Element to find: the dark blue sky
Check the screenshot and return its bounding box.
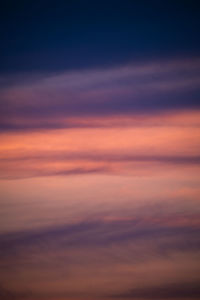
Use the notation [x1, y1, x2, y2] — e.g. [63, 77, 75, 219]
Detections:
[0, 0, 199, 73]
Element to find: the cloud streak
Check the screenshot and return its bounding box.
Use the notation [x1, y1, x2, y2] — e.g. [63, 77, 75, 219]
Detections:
[110, 281, 200, 299]
[1, 116, 200, 179]
[0, 213, 199, 300]
[1, 57, 200, 132]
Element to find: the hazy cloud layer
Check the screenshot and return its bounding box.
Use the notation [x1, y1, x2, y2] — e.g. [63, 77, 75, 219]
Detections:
[1, 2, 200, 300]
[0, 213, 199, 300]
[1, 58, 200, 131]
[111, 281, 200, 299]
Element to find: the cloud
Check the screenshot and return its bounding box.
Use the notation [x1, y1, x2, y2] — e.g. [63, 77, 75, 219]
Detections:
[0, 213, 199, 299]
[110, 281, 200, 299]
[1, 118, 200, 179]
[1, 214, 199, 258]
[1, 57, 200, 132]
[1, 152, 200, 179]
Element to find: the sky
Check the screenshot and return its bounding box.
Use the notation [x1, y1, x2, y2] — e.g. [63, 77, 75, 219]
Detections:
[0, 1, 200, 299]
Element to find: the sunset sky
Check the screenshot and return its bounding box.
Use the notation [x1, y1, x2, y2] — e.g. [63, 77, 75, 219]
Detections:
[0, 1, 200, 300]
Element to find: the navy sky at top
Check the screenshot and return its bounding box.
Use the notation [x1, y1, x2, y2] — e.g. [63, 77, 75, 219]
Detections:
[0, 0, 200, 73]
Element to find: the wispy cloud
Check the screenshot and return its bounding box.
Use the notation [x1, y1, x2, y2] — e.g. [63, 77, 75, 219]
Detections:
[110, 281, 200, 299]
[1, 57, 200, 131]
[1, 57, 200, 300]
[0, 212, 199, 299]
[1, 118, 200, 179]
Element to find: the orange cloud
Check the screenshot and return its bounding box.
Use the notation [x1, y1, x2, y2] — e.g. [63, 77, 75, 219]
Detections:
[0, 110, 200, 179]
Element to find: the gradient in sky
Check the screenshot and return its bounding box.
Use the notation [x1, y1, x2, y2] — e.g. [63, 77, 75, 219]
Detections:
[0, 1, 200, 300]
